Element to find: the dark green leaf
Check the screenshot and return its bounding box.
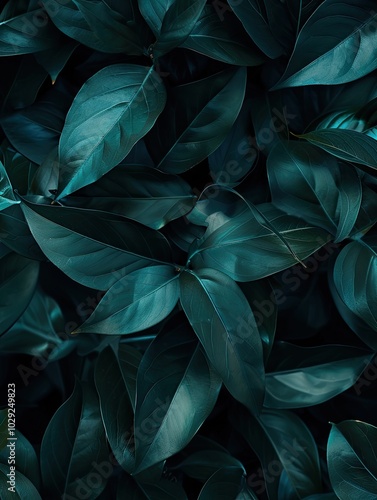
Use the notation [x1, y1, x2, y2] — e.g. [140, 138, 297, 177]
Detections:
[198, 467, 245, 499]
[146, 67, 246, 173]
[134, 323, 221, 473]
[57, 64, 166, 198]
[180, 268, 265, 415]
[0, 160, 18, 210]
[327, 420, 377, 499]
[175, 450, 245, 482]
[75, 265, 180, 334]
[0, 464, 41, 500]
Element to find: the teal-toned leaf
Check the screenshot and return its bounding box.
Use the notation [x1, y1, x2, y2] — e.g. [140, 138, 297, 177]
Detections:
[327, 420, 377, 499]
[137, 476, 188, 499]
[297, 129, 377, 171]
[64, 165, 196, 230]
[198, 467, 245, 499]
[263, 0, 302, 53]
[0, 2, 59, 56]
[174, 450, 245, 482]
[179, 268, 265, 415]
[134, 324, 221, 473]
[267, 141, 362, 242]
[274, 0, 377, 88]
[303, 495, 337, 500]
[181, 6, 265, 66]
[1, 145, 38, 196]
[41, 380, 109, 498]
[75, 265, 180, 334]
[189, 203, 331, 281]
[57, 64, 167, 199]
[229, 0, 283, 58]
[146, 67, 246, 173]
[21, 199, 173, 290]
[0, 252, 39, 334]
[118, 343, 142, 412]
[265, 342, 374, 408]
[0, 410, 6, 449]
[231, 406, 322, 499]
[35, 38, 78, 82]
[333, 238, 377, 337]
[95, 345, 135, 473]
[0, 464, 41, 500]
[0, 160, 18, 211]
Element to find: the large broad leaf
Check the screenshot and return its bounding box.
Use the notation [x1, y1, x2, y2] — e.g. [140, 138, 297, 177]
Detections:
[134, 323, 221, 473]
[0, 160, 18, 211]
[189, 203, 330, 281]
[231, 405, 322, 499]
[274, 0, 377, 88]
[21, 199, 173, 290]
[333, 238, 377, 336]
[198, 467, 246, 499]
[0, 252, 39, 334]
[0, 464, 41, 500]
[297, 129, 377, 171]
[146, 67, 246, 173]
[75, 265, 180, 334]
[229, 0, 283, 58]
[327, 420, 377, 499]
[267, 141, 362, 242]
[57, 64, 167, 199]
[181, 6, 265, 66]
[64, 165, 196, 229]
[139, 0, 206, 57]
[41, 380, 109, 498]
[95, 345, 135, 473]
[179, 268, 265, 415]
[0, 2, 59, 56]
[265, 342, 374, 408]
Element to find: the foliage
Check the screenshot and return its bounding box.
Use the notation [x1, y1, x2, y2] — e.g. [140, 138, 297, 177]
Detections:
[1, 0, 377, 498]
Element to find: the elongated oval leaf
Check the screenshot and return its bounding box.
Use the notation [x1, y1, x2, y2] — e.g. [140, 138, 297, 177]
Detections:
[57, 64, 167, 199]
[327, 420, 377, 499]
[180, 268, 265, 415]
[75, 265, 180, 334]
[134, 323, 221, 473]
[190, 204, 331, 281]
[198, 467, 245, 499]
[267, 141, 362, 242]
[265, 342, 374, 408]
[146, 67, 246, 173]
[274, 0, 377, 88]
[21, 199, 173, 290]
[41, 381, 109, 498]
[0, 464, 41, 500]
[0, 160, 18, 211]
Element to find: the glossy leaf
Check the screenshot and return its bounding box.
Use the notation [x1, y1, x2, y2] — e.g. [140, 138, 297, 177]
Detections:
[0, 464, 41, 500]
[327, 420, 377, 499]
[198, 467, 245, 499]
[21, 199, 173, 290]
[57, 64, 167, 199]
[267, 141, 362, 242]
[189, 203, 331, 281]
[75, 265, 180, 334]
[180, 268, 265, 415]
[41, 380, 109, 498]
[0, 160, 18, 211]
[134, 323, 221, 473]
[265, 342, 374, 408]
[175, 450, 245, 482]
[274, 0, 377, 88]
[146, 67, 246, 173]
[0, 252, 39, 334]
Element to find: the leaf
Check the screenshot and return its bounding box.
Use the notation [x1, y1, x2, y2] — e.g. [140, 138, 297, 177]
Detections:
[56, 64, 166, 199]
[41, 380, 109, 498]
[35, 38, 78, 82]
[264, 342, 374, 408]
[64, 165, 196, 230]
[189, 203, 331, 281]
[229, 0, 284, 58]
[231, 405, 322, 499]
[75, 265, 180, 335]
[175, 450, 245, 482]
[134, 323, 221, 473]
[0, 464, 41, 500]
[0, 160, 18, 211]
[146, 67, 247, 173]
[21, 199, 173, 290]
[327, 420, 377, 499]
[0, 252, 39, 334]
[181, 5, 265, 66]
[297, 129, 377, 171]
[179, 268, 265, 415]
[267, 141, 362, 242]
[95, 345, 135, 473]
[198, 467, 245, 499]
[333, 238, 377, 336]
[274, 0, 377, 88]
[0, 3, 59, 56]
